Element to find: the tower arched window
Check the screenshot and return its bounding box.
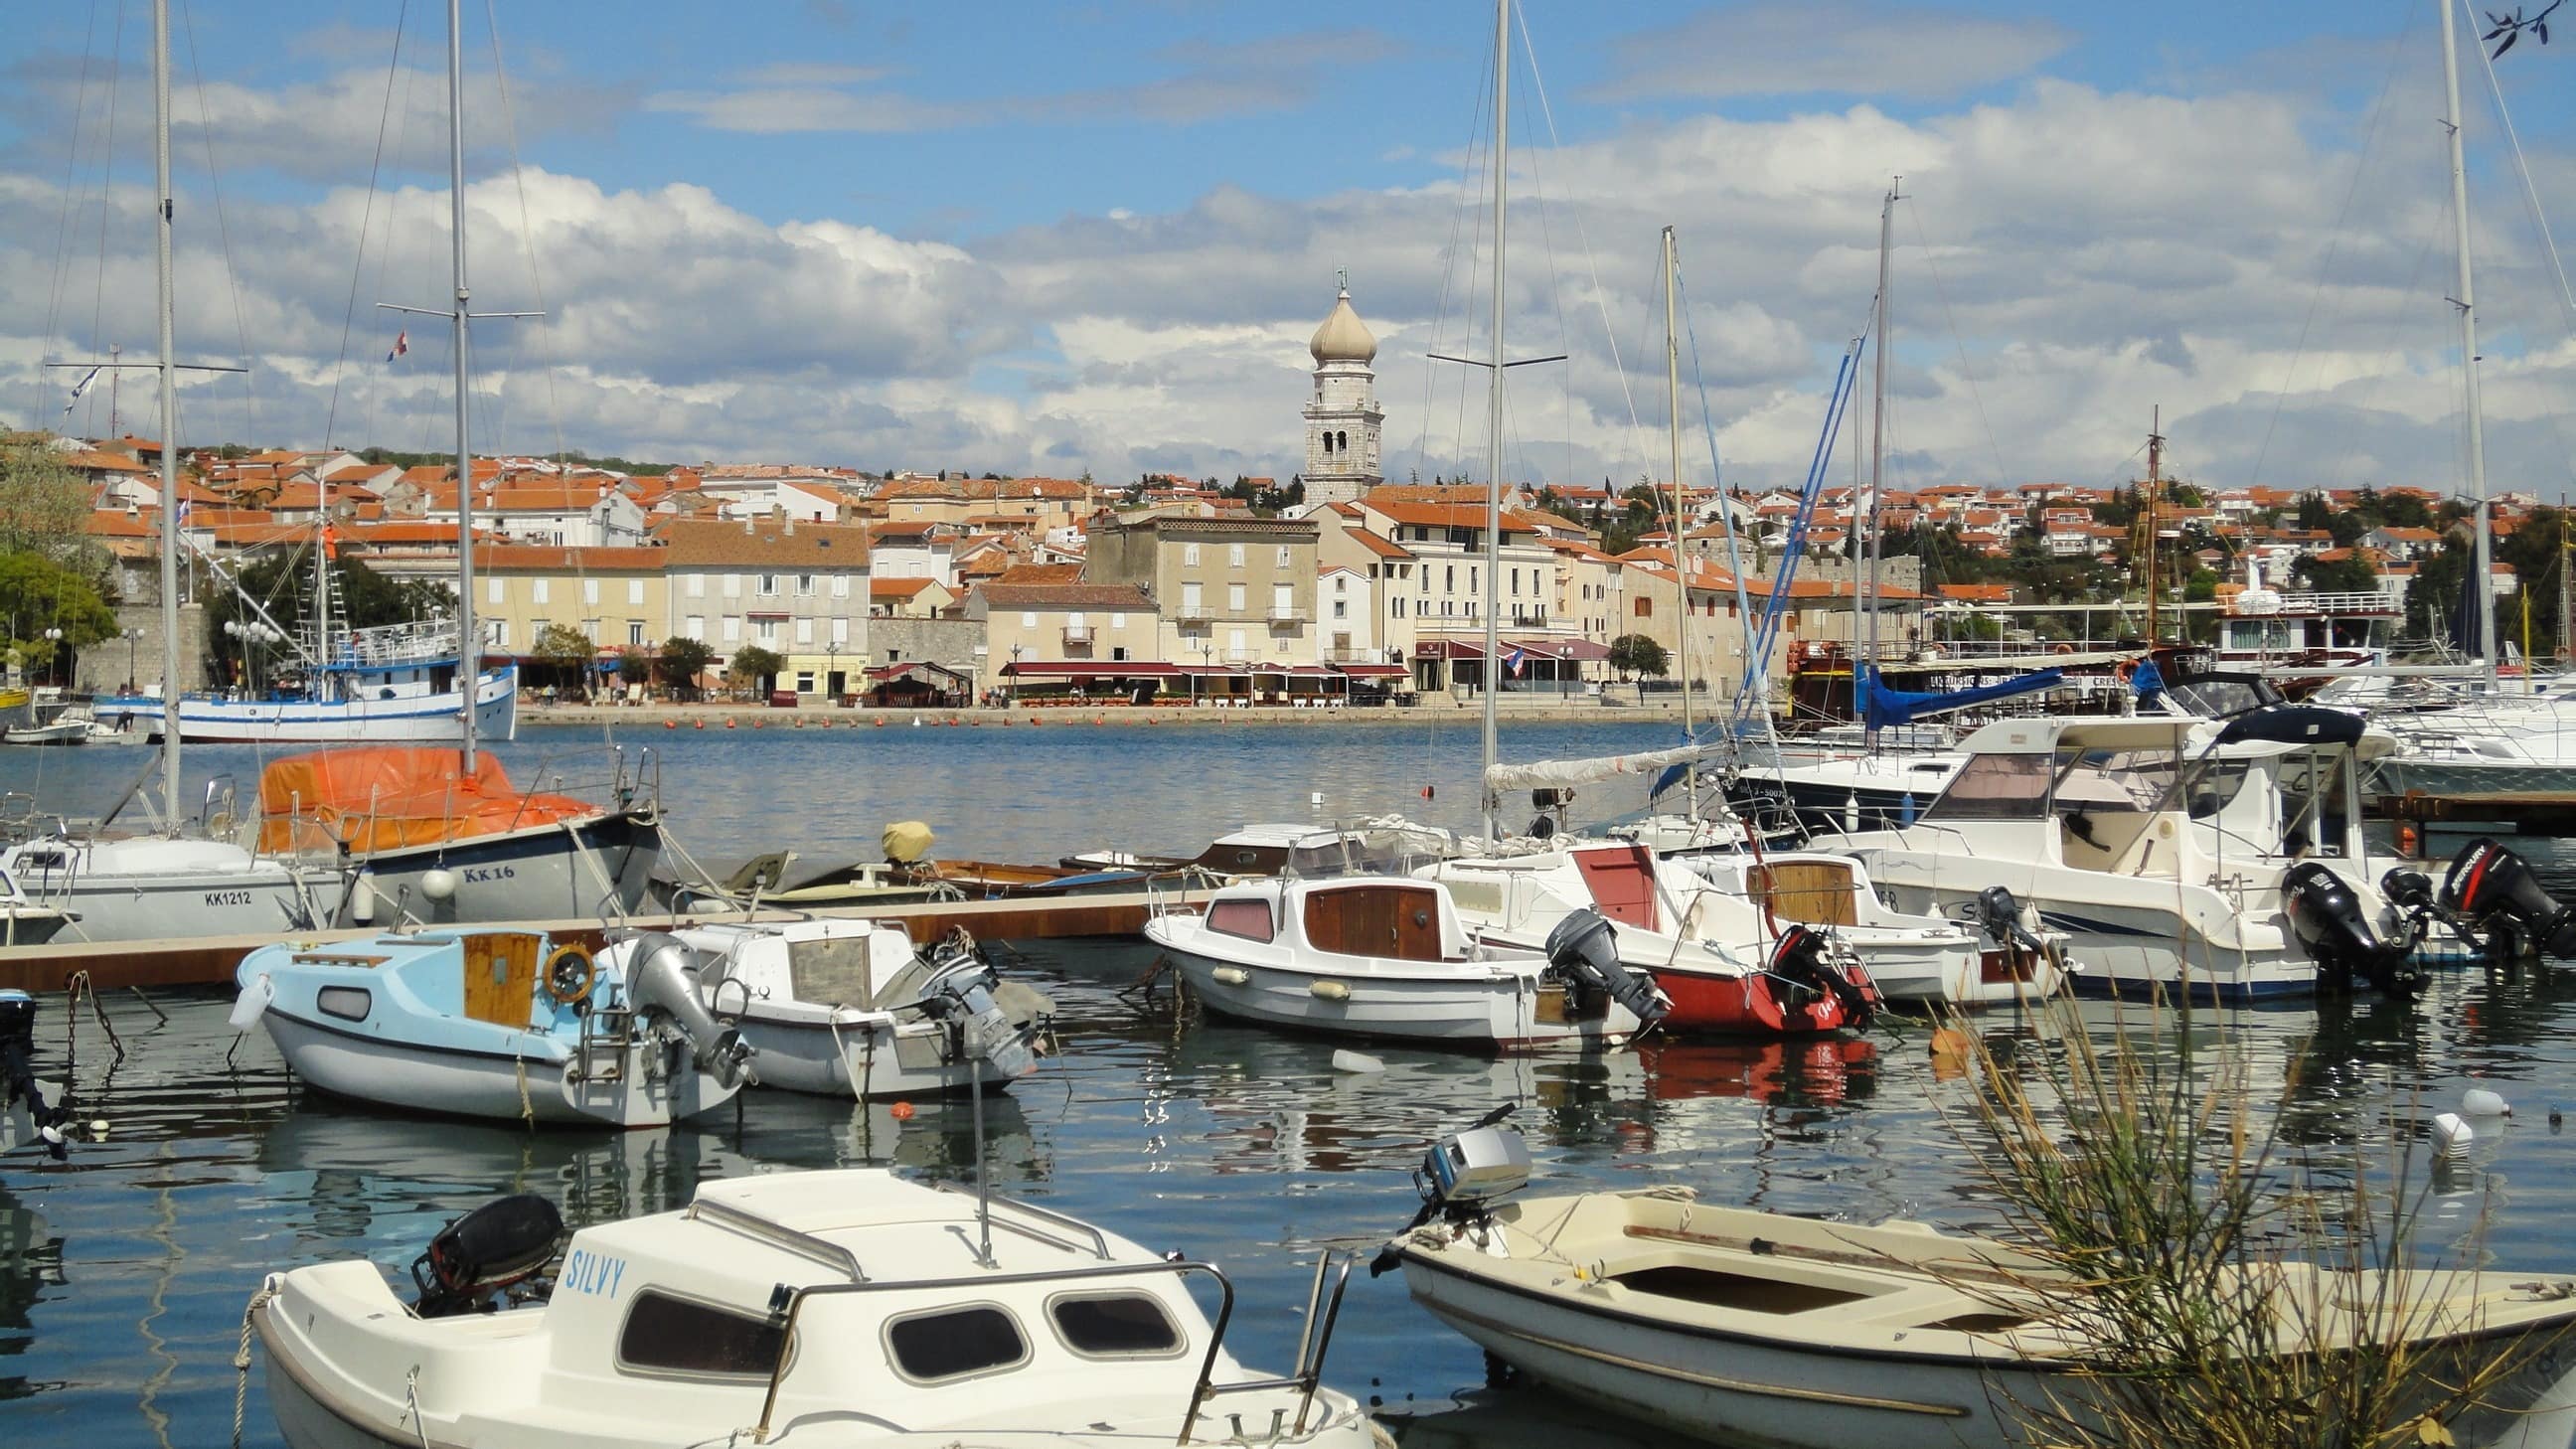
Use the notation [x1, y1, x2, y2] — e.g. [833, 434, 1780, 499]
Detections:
[1337, 430, 1349, 453]
[1321, 432, 1336, 455]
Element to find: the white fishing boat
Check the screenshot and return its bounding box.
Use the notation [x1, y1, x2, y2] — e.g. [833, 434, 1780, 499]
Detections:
[160, 614, 517, 745]
[232, 924, 752, 1128]
[593, 919, 1054, 1099]
[1145, 866, 1662, 1050]
[250, 1169, 1383, 1449]
[1381, 1122, 2576, 1449]
[1836, 709, 2466, 1001]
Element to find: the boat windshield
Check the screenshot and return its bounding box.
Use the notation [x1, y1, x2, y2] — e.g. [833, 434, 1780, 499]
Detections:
[2053, 749, 2175, 813]
[1922, 753, 2053, 820]
[1924, 744, 2181, 823]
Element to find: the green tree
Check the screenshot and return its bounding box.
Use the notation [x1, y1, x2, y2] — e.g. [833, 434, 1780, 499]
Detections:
[210, 550, 446, 642]
[1607, 633, 1670, 681]
[2293, 551, 2376, 594]
[0, 436, 103, 566]
[655, 635, 716, 699]
[532, 623, 597, 694]
[0, 552, 118, 681]
[729, 644, 785, 697]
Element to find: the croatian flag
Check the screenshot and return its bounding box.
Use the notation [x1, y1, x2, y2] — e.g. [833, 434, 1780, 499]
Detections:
[386, 330, 408, 363]
[61, 365, 101, 415]
[1504, 645, 1528, 678]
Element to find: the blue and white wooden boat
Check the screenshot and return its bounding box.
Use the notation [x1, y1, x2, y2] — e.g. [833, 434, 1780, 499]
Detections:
[233, 926, 752, 1128]
[96, 618, 516, 746]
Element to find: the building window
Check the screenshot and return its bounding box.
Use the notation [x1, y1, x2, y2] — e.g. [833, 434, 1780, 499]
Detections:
[723, 617, 741, 642]
[485, 576, 504, 604]
[755, 617, 778, 642]
[1444, 565, 1454, 593]
[583, 578, 600, 606]
[627, 621, 645, 647]
[685, 615, 705, 640]
[797, 574, 817, 596]
[627, 579, 645, 605]
[1275, 546, 1291, 567]
[687, 574, 705, 598]
[831, 617, 849, 645]
[490, 620, 510, 648]
[796, 671, 814, 692]
[1109, 612, 1126, 628]
[1635, 598, 1652, 617]
[583, 618, 600, 643]
[1228, 544, 1244, 567]
[1227, 582, 1246, 612]
[723, 573, 741, 598]
[1022, 612, 1038, 628]
[794, 618, 813, 646]
[1334, 599, 1347, 620]
[757, 574, 779, 597]
[1184, 543, 1201, 566]
[1227, 627, 1246, 659]
[831, 575, 850, 597]
[532, 578, 550, 604]
[1112, 645, 1128, 661]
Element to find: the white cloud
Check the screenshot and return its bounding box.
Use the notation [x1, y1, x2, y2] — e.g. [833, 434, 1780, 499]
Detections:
[1602, 6, 2073, 101]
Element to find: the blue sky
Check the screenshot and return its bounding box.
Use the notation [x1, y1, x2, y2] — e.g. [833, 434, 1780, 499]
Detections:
[6, 2, 2576, 497]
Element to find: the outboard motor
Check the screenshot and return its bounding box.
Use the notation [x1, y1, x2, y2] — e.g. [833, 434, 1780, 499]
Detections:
[1541, 909, 1670, 1032]
[1766, 924, 1877, 1030]
[622, 932, 757, 1088]
[410, 1195, 564, 1318]
[2282, 861, 2421, 995]
[1, 989, 68, 1161]
[914, 962, 1042, 1081]
[2440, 838, 2576, 960]
[1975, 886, 2047, 954]
[1372, 1104, 1530, 1274]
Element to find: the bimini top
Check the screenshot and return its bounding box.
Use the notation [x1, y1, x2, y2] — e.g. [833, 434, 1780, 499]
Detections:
[1954, 716, 2196, 756]
[2211, 705, 2366, 749]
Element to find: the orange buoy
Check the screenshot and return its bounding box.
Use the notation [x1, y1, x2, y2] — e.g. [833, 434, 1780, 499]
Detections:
[695, 719, 706, 729]
[723, 719, 734, 729]
[664, 720, 676, 729]
[888, 1100, 915, 1120]
[874, 719, 886, 727]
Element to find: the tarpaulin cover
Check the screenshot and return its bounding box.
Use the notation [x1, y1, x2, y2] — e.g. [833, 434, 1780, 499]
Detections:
[1483, 743, 1704, 792]
[256, 747, 597, 855]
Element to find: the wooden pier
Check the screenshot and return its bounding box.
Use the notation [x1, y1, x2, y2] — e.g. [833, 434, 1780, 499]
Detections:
[0, 886, 1209, 994]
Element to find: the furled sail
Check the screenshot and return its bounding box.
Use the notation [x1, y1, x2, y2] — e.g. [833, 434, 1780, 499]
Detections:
[1860, 667, 2064, 732]
[1484, 744, 1705, 792]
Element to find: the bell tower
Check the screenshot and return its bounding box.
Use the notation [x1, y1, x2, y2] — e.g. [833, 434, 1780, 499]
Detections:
[1302, 272, 1382, 508]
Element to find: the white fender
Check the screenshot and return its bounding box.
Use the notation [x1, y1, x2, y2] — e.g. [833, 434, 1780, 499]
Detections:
[228, 974, 274, 1034]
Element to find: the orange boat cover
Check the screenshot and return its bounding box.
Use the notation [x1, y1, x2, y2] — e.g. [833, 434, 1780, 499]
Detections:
[257, 747, 598, 856]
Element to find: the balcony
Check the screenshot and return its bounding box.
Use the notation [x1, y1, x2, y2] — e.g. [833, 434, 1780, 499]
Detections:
[1268, 606, 1310, 627]
[1175, 605, 1209, 621]
[1061, 625, 1093, 644]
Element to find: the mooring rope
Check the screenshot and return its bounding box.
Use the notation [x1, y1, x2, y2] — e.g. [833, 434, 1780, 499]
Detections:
[230, 1279, 281, 1449]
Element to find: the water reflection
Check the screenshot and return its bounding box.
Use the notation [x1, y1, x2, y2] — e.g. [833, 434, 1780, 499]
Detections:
[0, 1189, 66, 1402]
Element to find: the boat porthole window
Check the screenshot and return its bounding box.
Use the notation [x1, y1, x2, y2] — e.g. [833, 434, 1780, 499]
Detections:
[1046, 1292, 1185, 1359]
[885, 1304, 1029, 1383]
[616, 1289, 789, 1378]
[315, 986, 371, 1022]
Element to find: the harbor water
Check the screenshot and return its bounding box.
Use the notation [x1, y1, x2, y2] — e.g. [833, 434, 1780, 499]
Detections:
[8, 721, 2576, 1447]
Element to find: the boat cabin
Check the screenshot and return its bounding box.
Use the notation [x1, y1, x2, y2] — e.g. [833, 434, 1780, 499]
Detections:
[674, 919, 936, 1018]
[1921, 712, 2378, 876]
[1204, 878, 1475, 964]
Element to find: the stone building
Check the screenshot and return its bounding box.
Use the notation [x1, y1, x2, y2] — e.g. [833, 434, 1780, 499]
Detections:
[1299, 281, 1382, 508]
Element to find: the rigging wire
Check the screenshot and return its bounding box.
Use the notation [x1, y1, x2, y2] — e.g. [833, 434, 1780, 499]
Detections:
[1409, 24, 1493, 486]
[38, 0, 104, 427]
[485, 0, 570, 468]
[2467, 1, 2576, 481]
[86, 0, 130, 439]
[2246, 1, 2419, 492]
[1895, 200, 2010, 488]
[323, 0, 411, 451]
[178, 0, 259, 445]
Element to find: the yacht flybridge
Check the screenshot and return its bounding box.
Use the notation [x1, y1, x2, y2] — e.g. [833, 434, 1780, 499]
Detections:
[1838, 710, 2469, 1001]
[252, 1169, 1383, 1449]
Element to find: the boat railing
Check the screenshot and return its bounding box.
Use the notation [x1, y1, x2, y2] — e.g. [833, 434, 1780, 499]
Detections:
[686, 1195, 869, 1283]
[319, 616, 462, 670]
[746, 1249, 1356, 1445]
[926, 1181, 1112, 1259]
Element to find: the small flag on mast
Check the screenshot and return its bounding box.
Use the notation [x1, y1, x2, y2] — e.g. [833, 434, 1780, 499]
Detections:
[386, 330, 408, 363]
[1504, 645, 1528, 678]
[61, 365, 101, 415]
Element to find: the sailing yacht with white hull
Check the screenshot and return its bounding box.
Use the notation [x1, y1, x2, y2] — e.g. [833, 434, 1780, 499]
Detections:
[7, 0, 332, 943]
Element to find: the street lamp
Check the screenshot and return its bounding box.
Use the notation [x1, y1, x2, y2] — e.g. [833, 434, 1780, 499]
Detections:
[121, 627, 144, 693]
[42, 628, 63, 687]
[825, 638, 842, 706]
[1008, 643, 1025, 708]
[1195, 638, 1212, 708]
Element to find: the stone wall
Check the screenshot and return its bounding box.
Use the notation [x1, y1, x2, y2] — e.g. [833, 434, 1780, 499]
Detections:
[73, 602, 210, 696]
[865, 616, 984, 676]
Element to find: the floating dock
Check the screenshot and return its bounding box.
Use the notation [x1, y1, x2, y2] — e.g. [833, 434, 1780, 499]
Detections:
[0, 886, 1210, 994]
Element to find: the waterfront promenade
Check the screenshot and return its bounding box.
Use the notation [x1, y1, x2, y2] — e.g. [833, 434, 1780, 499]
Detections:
[523, 695, 1700, 727]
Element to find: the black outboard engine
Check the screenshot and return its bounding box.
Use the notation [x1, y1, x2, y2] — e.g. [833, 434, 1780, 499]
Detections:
[1, 990, 69, 1161]
[2282, 861, 2421, 995]
[913, 940, 1044, 1081]
[1974, 886, 2047, 953]
[2440, 838, 2576, 960]
[410, 1195, 564, 1318]
[1766, 924, 1877, 1029]
[1541, 909, 1670, 1032]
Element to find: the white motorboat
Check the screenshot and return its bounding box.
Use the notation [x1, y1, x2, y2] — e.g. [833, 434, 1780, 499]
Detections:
[232, 925, 752, 1128]
[1836, 709, 2468, 1002]
[2, 719, 87, 747]
[1423, 843, 1881, 1035]
[1145, 870, 1663, 1050]
[251, 1168, 1384, 1449]
[594, 919, 1054, 1099]
[1382, 1123, 2576, 1449]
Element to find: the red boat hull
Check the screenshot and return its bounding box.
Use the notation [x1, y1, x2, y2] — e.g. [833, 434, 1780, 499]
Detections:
[1650, 962, 1875, 1037]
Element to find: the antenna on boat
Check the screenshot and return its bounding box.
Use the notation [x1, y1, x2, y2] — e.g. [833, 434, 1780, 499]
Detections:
[970, 1053, 994, 1266]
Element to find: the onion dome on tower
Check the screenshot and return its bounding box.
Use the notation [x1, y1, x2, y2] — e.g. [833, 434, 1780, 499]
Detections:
[1309, 286, 1379, 366]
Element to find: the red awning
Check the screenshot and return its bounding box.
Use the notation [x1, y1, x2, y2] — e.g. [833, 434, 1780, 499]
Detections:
[1176, 663, 1253, 676]
[1001, 661, 1181, 679]
[1414, 639, 1485, 659]
[1333, 663, 1410, 677]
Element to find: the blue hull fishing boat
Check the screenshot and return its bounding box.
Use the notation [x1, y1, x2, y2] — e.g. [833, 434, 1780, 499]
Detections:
[233, 927, 753, 1128]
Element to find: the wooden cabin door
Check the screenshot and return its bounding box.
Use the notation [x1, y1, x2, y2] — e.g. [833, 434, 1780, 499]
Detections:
[462, 932, 544, 1024]
[1749, 862, 1857, 926]
[1305, 885, 1444, 961]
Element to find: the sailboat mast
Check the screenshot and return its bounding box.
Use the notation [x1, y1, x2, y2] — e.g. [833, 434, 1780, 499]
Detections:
[152, 0, 182, 825]
[1662, 227, 1697, 807]
[2440, 0, 2497, 690]
[1863, 180, 1896, 743]
[2145, 406, 2163, 648]
[448, 0, 481, 768]
[1480, 0, 1509, 843]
